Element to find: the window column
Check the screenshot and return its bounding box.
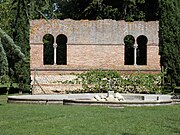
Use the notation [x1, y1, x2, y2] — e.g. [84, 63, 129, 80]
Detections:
[134, 43, 138, 66]
[53, 44, 57, 65]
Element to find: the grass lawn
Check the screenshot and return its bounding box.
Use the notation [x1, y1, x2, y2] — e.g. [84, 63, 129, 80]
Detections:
[0, 95, 180, 135]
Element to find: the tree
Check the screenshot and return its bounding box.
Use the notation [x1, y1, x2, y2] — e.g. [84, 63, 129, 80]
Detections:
[120, 0, 145, 21]
[159, 0, 180, 89]
[0, 0, 15, 35]
[0, 37, 8, 83]
[53, 0, 91, 19]
[0, 28, 25, 86]
[30, 0, 55, 19]
[9, 0, 30, 91]
[53, 0, 159, 21]
[0, 0, 53, 92]
[82, 0, 119, 20]
[144, 0, 159, 21]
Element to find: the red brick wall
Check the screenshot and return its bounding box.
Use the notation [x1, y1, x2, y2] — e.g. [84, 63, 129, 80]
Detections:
[30, 19, 160, 74]
[67, 44, 124, 68]
[147, 45, 160, 67]
[30, 44, 43, 68]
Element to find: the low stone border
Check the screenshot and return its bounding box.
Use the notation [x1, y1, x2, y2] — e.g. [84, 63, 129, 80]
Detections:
[7, 93, 179, 106]
[63, 99, 173, 107]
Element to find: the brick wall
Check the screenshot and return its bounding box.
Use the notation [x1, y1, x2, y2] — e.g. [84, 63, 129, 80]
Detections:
[30, 44, 43, 68]
[67, 44, 124, 67]
[147, 45, 160, 67]
[30, 19, 160, 74]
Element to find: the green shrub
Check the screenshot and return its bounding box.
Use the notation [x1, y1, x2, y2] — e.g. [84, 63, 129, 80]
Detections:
[62, 70, 162, 94]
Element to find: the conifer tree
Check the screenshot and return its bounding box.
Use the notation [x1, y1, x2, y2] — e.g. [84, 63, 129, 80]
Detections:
[159, 0, 180, 88]
[0, 0, 52, 92]
[0, 27, 25, 87]
[12, 0, 30, 91]
[0, 38, 8, 83]
[11, 0, 53, 91]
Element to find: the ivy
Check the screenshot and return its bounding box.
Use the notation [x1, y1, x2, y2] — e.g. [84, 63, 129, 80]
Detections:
[59, 70, 163, 94]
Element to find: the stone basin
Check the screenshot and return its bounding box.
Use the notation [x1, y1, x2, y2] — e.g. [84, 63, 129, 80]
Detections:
[7, 93, 178, 106]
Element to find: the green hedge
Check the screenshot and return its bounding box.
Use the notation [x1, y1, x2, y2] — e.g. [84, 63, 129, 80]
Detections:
[59, 70, 163, 94]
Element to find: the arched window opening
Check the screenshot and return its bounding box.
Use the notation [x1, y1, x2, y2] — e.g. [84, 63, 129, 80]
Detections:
[137, 35, 148, 65]
[56, 34, 67, 65]
[124, 35, 135, 65]
[43, 34, 54, 65]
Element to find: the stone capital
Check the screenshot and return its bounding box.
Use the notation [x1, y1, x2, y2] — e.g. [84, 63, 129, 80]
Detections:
[53, 44, 57, 48]
[134, 44, 138, 49]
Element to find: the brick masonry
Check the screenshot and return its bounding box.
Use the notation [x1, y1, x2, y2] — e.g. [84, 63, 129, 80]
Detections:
[30, 19, 160, 75]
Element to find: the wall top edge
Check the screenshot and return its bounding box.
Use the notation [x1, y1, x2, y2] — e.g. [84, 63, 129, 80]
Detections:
[30, 19, 159, 23]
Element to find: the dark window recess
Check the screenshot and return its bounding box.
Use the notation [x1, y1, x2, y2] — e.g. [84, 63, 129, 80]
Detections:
[56, 34, 67, 65]
[124, 35, 135, 65]
[43, 34, 54, 65]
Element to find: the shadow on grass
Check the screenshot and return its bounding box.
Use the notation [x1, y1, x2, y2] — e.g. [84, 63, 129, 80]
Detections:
[164, 125, 180, 134]
[0, 103, 4, 106]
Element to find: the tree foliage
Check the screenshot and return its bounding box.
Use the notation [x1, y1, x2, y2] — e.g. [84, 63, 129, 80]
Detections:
[0, 28, 25, 84]
[159, 0, 180, 87]
[0, 37, 8, 83]
[0, 28, 24, 61]
[10, 0, 30, 91]
[0, 0, 56, 92]
[0, 0, 15, 35]
[30, 0, 55, 19]
[53, 0, 159, 21]
[1, 0, 179, 93]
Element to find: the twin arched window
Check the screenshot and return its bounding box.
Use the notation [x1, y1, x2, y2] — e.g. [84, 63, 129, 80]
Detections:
[43, 34, 67, 65]
[124, 35, 148, 65]
[43, 34, 148, 66]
